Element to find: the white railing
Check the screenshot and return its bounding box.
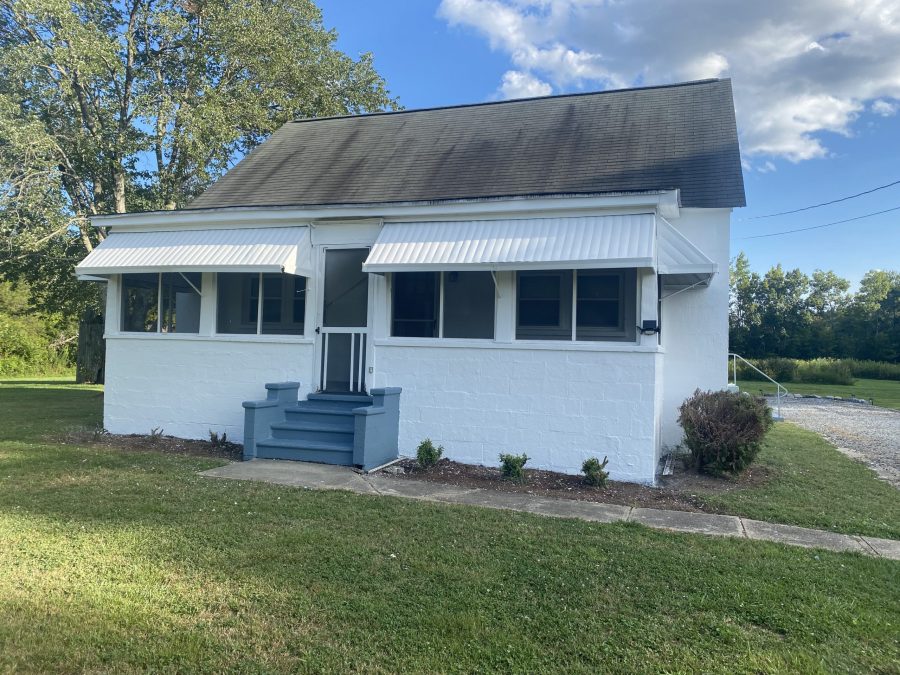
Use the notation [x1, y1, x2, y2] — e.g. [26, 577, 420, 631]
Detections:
[728, 352, 788, 420]
[320, 328, 368, 393]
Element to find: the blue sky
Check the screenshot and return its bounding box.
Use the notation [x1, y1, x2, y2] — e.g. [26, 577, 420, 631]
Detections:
[318, 0, 900, 287]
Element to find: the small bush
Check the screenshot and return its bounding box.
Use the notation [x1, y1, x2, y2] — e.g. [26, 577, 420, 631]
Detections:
[499, 453, 529, 482]
[149, 427, 164, 444]
[678, 389, 773, 475]
[209, 430, 228, 447]
[582, 456, 609, 487]
[416, 438, 443, 470]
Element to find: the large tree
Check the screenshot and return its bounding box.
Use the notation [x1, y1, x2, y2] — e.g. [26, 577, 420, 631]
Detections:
[0, 0, 395, 319]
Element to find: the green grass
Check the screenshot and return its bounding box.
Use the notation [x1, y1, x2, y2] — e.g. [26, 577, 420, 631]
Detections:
[737, 377, 900, 410]
[0, 381, 898, 672]
[699, 423, 900, 539]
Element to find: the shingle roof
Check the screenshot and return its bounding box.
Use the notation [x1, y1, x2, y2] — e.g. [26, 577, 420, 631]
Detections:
[188, 78, 745, 211]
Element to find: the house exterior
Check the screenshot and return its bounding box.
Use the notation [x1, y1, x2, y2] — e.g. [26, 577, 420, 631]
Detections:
[76, 78, 745, 484]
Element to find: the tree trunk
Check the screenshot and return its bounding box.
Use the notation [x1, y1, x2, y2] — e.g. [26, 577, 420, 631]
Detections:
[76, 311, 105, 384]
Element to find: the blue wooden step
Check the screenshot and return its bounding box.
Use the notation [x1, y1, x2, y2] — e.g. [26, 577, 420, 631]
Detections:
[254, 438, 354, 465]
[270, 421, 354, 444]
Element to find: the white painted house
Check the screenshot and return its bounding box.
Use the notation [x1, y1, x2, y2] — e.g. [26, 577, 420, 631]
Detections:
[76, 79, 745, 484]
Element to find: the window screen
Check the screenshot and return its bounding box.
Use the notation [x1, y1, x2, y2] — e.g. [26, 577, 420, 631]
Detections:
[392, 272, 438, 337]
[442, 271, 495, 339]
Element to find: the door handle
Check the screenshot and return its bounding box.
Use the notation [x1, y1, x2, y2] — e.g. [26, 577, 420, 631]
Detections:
[315, 326, 320, 334]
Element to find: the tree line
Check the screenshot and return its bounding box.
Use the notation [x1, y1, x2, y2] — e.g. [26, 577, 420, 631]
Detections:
[729, 252, 900, 362]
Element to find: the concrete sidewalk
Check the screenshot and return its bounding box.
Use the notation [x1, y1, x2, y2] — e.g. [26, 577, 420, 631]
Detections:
[201, 460, 900, 561]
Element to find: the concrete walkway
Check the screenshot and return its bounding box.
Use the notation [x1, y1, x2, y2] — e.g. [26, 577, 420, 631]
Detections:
[201, 460, 900, 561]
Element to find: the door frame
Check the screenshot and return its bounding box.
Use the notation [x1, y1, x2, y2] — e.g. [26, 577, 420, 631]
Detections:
[313, 244, 374, 393]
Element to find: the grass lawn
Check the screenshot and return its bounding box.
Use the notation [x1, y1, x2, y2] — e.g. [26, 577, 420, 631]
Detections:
[698, 423, 900, 539]
[0, 380, 898, 672]
[737, 377, 900, 410]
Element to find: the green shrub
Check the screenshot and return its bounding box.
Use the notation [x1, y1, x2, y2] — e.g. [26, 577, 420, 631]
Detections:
[678, 389, 773, 475]
[582, 456, 609, 487]
[844, 359, 900, 381]
[737, 357, 796, 383]
[794, 358, 853, 385]
[499, 453, 529, 482]
[416, 438, 444, 470]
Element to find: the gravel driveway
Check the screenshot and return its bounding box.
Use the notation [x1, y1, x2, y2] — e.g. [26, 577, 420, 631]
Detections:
[772, 397, 900, 488]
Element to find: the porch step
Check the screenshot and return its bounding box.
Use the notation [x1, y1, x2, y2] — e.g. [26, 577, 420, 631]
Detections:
[284, 406, 356, 429]
[254, 438, 354, 465]
[307, 393, 374, 405]
[270, 421, 355, 444]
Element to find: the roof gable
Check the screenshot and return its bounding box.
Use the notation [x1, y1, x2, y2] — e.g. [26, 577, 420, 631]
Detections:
[188, 79, 745, 211]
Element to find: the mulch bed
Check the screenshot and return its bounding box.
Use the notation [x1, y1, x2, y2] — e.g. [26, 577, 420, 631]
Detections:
[390, 457, 772, 513]
[59, 429, 243, 461]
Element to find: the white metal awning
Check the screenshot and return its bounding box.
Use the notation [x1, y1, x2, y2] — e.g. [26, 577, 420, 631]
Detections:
[362, 214, 657, 273]
[75, 226, 313, 279]
[657, 218, 717, 289]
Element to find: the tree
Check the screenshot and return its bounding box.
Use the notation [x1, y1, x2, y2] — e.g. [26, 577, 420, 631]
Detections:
[0, 0, 396, 321]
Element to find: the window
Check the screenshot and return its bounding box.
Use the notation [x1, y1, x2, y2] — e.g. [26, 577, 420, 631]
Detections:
[391, 271, 495, 339]
[516, 269, 636, 342]
[120, 272, 202, 334]
[516, 271, 572, 340]
[217, 272, 305, 335]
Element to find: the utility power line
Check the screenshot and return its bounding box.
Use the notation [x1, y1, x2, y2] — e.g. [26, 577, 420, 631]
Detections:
[737, 205, 900, 240]
[750, 179, 900, 219]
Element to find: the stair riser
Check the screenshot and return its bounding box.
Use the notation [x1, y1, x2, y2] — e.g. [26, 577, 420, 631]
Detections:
[255, 445, 354, 465]
[308, 393, 374, 405]
[296, 400, 367, 413]
[284, 410, 355, 429]
[271, 427, 354, 444]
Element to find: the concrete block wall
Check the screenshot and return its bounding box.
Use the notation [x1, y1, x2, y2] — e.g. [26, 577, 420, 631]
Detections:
[104, 337, 314, 442]
[373, 344, 663, 484]
[659, 208, 732, 449]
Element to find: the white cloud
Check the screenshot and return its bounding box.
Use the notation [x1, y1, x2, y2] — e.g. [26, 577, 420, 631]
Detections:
[872, 99, 898, 116]
[498, 70, 553, 98]
[438, 0, 900, 162]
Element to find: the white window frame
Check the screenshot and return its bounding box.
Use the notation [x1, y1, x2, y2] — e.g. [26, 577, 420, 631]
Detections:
[120, 271, 202, 334]
[515, 268, 636, 343]
[390, 271, 496, 340]
[216, 271, 307, 337]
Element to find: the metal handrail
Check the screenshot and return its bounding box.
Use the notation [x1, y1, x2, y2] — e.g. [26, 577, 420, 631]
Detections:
[728, 352, 789, 419]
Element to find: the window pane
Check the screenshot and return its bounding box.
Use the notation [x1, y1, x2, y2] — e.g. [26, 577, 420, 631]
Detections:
[577, 300, 619, 327]
[261, 274, 305, 336]
[217, 273, 258, 334]
[392, 272, 438, 337]
[442, 272, 495, 339]
[121, 273, 158, 332]
[578, 274, 619, 300]
[516, 271, 571, 340]
[261, 273, 283, 323]
[576, 269, 637, 342]
[160, 272, 202, 333]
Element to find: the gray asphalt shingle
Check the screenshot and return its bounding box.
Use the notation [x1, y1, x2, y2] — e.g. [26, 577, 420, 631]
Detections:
[188, 78, 745, 211]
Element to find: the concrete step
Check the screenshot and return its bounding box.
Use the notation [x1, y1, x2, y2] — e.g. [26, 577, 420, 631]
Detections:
[295, 399, 367, 413]
[254, 438, 354, 465]
[284, 407, 356, 429]
[270, 421, 355, 444]
[307, 393, 373, 405]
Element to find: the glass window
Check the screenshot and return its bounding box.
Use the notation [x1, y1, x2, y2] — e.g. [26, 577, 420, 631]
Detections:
[442, 271, 495, 339]
[391, 271, 496, 339]
[121, 273, 201, 334]
[160, 272, 202, 333]
[392, 272, 438, 337]
[121, 273, 159, 332]
[516, 269, 636, 342]
[217, 272, 305, 336]
[516, 271, 572, 340]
